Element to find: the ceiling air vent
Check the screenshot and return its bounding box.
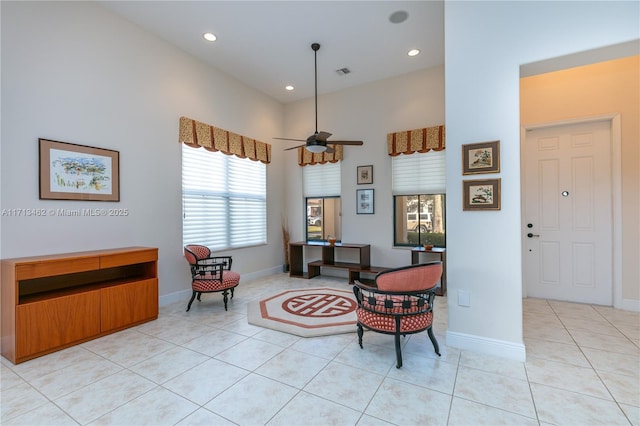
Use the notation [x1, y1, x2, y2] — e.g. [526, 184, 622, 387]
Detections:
[335, 68, 351, 76]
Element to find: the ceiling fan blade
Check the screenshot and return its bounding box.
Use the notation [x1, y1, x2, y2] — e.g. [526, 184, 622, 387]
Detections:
[284, 144, 307, 151]
[274, 137, 306, 142]
[325, 146, 335, 154]
[315, 131, 332, 141]
[329, 140, 364, 146]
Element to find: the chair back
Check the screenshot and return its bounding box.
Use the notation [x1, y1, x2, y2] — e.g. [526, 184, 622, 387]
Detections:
[375, 262, 442, 292]
[184, 244, 211, 265]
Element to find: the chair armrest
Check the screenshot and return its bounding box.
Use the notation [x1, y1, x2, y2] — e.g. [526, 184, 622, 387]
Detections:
[197, 256, 233, 269]
[353, 280, 378, 291]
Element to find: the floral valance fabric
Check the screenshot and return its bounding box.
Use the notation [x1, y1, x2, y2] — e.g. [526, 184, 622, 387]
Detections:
[387, 125, 445, 156]
[179, 116, 271, 164]
[297, 144, 343, 166]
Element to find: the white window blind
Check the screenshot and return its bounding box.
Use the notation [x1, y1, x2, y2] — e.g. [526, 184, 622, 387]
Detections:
[182, 144, 266, 251]
[303, 162, 341, 197]
[392, 150, 446, 194]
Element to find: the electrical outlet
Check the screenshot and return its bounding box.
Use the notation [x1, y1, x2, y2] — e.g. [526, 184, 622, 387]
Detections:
[458, 290, 470, 307]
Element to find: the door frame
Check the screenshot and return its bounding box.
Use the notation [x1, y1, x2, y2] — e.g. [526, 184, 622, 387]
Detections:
[520, 113, 622, 308]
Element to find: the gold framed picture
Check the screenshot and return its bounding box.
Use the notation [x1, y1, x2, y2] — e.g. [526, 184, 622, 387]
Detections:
[39, 138, 120, 201]
[462, 140, 500, 175]
[463, 179, 501, 210]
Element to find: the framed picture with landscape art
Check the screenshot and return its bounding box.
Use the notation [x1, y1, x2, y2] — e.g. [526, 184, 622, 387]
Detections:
[462, 140, 500, 175]
[39, 138, 120, 201]
[463, 178, 501, 211]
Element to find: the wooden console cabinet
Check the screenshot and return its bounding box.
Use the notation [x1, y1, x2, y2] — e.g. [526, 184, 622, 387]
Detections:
[1, 247, 158, 364]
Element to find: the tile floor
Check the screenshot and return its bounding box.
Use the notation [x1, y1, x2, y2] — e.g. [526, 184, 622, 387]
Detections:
[1, 273, 638, 425]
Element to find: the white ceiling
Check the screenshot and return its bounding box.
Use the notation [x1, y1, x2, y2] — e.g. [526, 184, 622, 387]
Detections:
[99, 1, 444, 104]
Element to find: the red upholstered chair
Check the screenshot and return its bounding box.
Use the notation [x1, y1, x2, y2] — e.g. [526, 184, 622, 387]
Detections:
[352, 261, 442, 368]
[184, 244, 240, 312]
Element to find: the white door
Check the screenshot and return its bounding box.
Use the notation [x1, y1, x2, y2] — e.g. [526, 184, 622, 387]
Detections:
[524, 120, 612, 305]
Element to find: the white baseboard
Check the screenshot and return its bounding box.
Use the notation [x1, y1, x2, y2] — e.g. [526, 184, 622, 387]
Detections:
[446, 330, 526, 362]
[621, 298, 640, 312]
[158, 266, 282, 307]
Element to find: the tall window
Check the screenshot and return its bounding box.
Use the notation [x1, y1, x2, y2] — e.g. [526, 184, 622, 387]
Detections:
[303, 162, 341, 241]
[392, 150, 446, 247]
[182, 145, 266, 250]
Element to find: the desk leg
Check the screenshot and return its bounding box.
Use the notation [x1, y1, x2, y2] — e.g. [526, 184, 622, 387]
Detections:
[308, 263, 320, 279]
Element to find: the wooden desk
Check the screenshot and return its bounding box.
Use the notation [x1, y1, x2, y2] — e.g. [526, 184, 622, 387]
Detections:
[289, 241, 387, 283]
[411, 247, 446, 296]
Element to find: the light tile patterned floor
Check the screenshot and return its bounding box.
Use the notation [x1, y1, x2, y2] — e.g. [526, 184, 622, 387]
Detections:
[1, 274, 638, 425]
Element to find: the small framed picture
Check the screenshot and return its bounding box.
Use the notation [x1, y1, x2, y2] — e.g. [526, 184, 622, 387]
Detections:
[462, 140, 500, 175]
[357, 165, 373, 185]
[463, 179, 501, 210]
[356, 189, 374, 214]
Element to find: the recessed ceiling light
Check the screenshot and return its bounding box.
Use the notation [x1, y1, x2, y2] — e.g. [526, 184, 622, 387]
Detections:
[408, 49, 420, 57]
[285, 85, 294, 91]
[203, 33, 217, 42]
[389, 10, 409, 24]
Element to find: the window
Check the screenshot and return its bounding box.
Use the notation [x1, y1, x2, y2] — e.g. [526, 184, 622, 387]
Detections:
[392, 150, 446, 247]
[303, 162, 341, 241]
[182, 145, 266, 250]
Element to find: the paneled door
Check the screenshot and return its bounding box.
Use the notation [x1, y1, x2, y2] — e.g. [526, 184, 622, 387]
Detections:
[523, 120, 612, 305]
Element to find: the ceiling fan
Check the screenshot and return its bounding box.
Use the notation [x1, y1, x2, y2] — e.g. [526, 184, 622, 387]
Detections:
[274, 43, 364, 153]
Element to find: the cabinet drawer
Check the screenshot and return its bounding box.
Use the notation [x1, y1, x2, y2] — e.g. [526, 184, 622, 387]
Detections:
[100, 249, 158, 269]
[16, 257, 100, 280]
[101, 278, 158, 332]
[15, 291, 101, 358]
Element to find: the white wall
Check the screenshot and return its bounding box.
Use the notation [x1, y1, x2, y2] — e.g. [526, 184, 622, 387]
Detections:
[444, 1, 639, 359]
[0, 2, 286, 302]
[283, 66, 445, 268]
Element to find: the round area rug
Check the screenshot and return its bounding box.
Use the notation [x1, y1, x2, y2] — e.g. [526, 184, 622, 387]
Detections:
[247, 287, 358, 337]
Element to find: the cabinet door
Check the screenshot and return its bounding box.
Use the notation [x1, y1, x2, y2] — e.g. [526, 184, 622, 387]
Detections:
[16, 291, 101, 359]
[101, 279, 158, 332]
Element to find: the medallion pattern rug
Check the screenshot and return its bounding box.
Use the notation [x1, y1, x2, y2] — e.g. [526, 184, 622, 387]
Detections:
[247, 287, 358, 337]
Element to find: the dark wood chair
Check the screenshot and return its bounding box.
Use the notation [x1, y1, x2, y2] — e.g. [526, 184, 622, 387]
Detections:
[352, 261, 442, 368]
[183, 244, 240, 311]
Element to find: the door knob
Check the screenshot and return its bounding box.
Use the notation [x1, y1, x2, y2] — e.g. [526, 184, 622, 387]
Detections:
[527, 233, 540, 238]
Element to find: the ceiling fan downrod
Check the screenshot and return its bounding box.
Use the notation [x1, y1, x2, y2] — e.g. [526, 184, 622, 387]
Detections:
[312, 43, 320, 135]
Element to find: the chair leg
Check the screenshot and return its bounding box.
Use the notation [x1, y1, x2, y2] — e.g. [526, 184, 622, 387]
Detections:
[395, 333, 403, 368]
[357, 323, 364, 348]
[186, 290, 197, 312]
[222, 289, 229, 311]
[196, 292, 202, 302]
[230, 287, 235, 299]
[428, 327, 441, 356]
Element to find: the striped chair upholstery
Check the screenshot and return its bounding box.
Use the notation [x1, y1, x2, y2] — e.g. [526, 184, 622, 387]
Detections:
[353, 261, 442, 368]
[184, 244, 240, 311]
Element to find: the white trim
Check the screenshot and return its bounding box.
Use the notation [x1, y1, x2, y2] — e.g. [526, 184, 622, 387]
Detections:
[521, 113, 623, 309]
[621, 298, 640, 313]
[446, 330, 526, 362]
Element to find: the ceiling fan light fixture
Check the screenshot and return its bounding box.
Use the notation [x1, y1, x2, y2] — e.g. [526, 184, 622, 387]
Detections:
[306, 145, 327, 153]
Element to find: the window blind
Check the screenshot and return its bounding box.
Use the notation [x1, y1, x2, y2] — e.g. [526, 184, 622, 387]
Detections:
[182, 145, 266, 251]
[392, 150, 446, 194]
[303, 162, 341, 197]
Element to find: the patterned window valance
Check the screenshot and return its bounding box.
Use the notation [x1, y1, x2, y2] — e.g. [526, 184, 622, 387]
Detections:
[297, 144, 343, 166]
[387, 125, 445, 156]
[179, 116, 271, 164]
